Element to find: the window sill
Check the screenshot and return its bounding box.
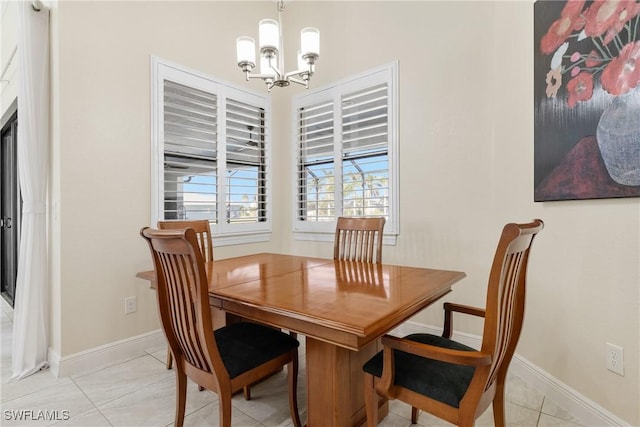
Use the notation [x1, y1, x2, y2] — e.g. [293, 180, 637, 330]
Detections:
[213, 231, 271, 247]
[293, 231, 397, 246]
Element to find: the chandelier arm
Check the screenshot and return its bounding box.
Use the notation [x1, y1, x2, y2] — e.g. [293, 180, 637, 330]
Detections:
[245, 73, 280, 80]
[284, 68, 312, 79]
[288, 76, 308, 88]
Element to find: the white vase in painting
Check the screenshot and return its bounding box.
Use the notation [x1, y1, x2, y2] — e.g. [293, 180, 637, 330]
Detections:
[596, 87, 640, 186]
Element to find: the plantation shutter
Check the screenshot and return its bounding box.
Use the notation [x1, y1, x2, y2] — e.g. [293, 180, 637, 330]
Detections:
[225, 98, 267, 223]
[297, 98, 335, 221]
[163, 80, 218, 222]
[293, 62, 397, 239]
[341, 83, 389, 217]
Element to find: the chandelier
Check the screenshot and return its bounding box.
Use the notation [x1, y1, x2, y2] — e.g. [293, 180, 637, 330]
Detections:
[236, 0, 319, 92]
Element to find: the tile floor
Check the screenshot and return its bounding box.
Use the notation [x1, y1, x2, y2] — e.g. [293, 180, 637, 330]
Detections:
[0, 299, 583, 426]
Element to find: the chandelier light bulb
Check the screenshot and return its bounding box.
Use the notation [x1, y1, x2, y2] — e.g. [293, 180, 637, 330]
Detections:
[300, 27, 320, 57]
[259, 19, 280, 52]
[236, 36, 256, 65]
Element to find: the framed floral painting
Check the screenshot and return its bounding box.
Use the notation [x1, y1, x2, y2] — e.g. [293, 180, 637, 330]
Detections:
[534, 0, 640, 201]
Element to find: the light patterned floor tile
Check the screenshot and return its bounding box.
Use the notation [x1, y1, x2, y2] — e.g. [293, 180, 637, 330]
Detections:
[0, 368, 71, 403]
[147, 346, 169, 366]
[506, 374, 546, 412]
[47, 408, 111, 427]
[179, 401, 263, 427]
[475, 401, 541, 427]
[541, 397, 583, 425]
[230, 367, 306, 427]
[99, 375, 214, 427]
[537, 412, 584, 427]
[377, 411, 421, 427]
[72, 354, 172, 406]
[1, 308, 11, 324]
[388, 393, 543, 427]
[0, 381, 95, 426]
[0, 298, 13, 319]
[1, 321, 13, 368]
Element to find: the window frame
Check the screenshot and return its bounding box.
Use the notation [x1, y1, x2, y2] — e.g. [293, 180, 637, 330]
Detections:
[151, 56, 272, 246]
[291, 61, 399, 244]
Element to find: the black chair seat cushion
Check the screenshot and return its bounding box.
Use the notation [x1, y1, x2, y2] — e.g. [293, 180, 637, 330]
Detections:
[214, 322, 299, 379]
[362, 334, 476, 408]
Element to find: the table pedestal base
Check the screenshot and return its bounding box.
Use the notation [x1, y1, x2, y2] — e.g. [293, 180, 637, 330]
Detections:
[305, 337, 388, 427]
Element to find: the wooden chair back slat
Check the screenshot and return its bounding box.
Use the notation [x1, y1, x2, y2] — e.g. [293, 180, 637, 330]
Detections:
[334, 217, 386, 263]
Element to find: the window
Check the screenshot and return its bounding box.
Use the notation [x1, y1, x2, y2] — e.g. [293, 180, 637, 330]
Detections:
[151, 57, 271, 245]
[293, 62, 398, 242]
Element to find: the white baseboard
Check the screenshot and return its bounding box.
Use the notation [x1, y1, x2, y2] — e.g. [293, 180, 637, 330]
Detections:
[392, 320, 630, 427]
[48, 329, 165, 378]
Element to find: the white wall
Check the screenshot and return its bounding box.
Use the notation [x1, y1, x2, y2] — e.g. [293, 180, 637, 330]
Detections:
[48, 1, 638, 424]
[51, 0, 283, 359]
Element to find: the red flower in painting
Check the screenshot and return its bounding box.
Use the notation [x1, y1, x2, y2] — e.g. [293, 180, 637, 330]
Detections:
[584, 0, 640, 44]
[540, 0, 586, 54]
[566, 72, 594, 108]
[585, 50, 605, 68]
[541, 0, 640, 106]
[601, 41, 640, 95]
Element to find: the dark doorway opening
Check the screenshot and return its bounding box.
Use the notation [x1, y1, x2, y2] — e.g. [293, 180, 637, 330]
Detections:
[1, 112, 20, 307]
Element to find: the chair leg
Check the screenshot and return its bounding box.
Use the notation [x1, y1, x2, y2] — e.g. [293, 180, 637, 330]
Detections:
[493, 381, 506, 427]
[174, 369, 187, 427]
[287, 353, 302, 427]
[411, 406, 419, 424]
[166, 348, 173, 370]
[219, 391, 232, 427]
[363, 373, 378, 427]
[243, 385, 251, 400]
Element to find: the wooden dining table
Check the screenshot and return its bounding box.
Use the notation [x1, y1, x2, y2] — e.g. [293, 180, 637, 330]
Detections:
[137, 253, 466, 427]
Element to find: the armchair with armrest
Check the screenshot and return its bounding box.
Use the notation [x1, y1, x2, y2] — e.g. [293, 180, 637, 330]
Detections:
[363, 219, 544, 427]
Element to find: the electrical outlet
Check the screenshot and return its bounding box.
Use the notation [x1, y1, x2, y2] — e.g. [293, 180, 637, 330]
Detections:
[124, 296, 137, 314]
[606, 343, 624, 376]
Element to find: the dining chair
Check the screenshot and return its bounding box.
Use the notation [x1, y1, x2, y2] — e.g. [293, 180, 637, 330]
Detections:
[362, 219, 544, 427]
[334, 216, 386, 263]
[157, 220, 213, 371]
[141, 227, 302, 427]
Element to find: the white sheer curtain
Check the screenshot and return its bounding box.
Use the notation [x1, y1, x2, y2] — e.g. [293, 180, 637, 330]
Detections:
[12, 0, 50, 380]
